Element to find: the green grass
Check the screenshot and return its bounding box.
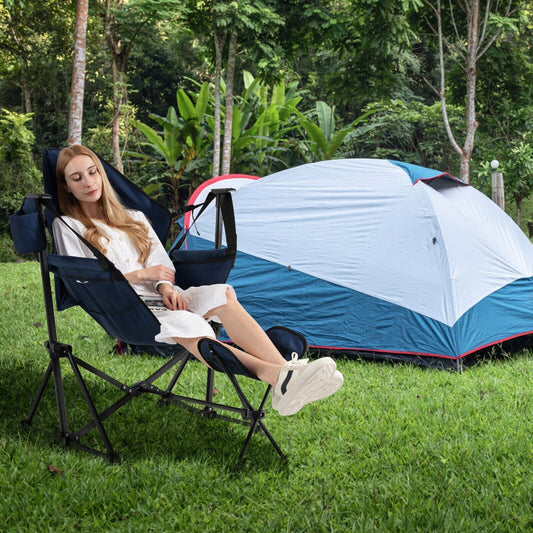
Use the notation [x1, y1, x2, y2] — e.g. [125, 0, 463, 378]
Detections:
[2, 261, 533, 532]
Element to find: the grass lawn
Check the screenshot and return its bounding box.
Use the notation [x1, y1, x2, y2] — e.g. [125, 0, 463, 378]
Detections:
[1, 260, 533, 532]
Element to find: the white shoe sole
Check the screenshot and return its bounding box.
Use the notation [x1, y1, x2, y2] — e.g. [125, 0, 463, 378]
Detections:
[276, 361, 340, 416]
[277, 370, 343, 416]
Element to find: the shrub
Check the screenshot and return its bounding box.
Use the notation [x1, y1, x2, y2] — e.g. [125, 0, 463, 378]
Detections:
[0, 109, 41, 260]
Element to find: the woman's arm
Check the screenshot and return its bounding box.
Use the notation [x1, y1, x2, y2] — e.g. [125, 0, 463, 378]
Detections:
[123, 264, 175, 285]
[156, 281, 187, 310]
[128, 210, 176, 287]
[124, 211, 186, 309]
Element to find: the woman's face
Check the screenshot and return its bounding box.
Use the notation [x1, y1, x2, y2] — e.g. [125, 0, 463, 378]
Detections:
[62, 154, 103, 212]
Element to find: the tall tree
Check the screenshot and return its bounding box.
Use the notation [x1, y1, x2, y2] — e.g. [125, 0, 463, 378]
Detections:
[287, 0, 423, 117]
[0, 1, 74, 146]
[68, 0, 89, 146]
[103, 0, 128, 172]
[424, 0, 515, 183]
[100, 0, 184, 172]
[187, 0, 284, 176]
[220, 32, 237, 176]
[0, 3, 32, 114]
[212, 27, 223, 177]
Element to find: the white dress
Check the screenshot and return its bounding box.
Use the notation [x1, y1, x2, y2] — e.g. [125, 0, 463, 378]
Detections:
[52, 211, 229, 343]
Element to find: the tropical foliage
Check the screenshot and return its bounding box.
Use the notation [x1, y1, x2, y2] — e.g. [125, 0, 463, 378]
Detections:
[1, 0, 533, 245]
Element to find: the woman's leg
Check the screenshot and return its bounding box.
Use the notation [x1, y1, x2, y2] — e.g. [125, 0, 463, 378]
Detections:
[175, 334, 341, 416]
[175, 287, 342, 414]
[174, 335, 282, 386]
[206, 287, 287, 366]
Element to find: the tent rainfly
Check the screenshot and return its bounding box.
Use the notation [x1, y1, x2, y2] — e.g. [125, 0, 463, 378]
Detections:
[178, 159, 533, 368]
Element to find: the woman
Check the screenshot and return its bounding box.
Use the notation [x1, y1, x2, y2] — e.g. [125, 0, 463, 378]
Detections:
[52, 145, 343, 416]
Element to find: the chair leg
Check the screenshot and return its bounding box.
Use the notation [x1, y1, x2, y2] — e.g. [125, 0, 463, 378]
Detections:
[65, 347, 118, 461]
[51, 357, 70, 437]
[20, 360, 54, 428]
[236, 386, 287, 464]
[21, 341, 70, 439]
[20, 340, 120, 461]
[195, 339, 287, 462]
[163, 351, 190, 394]
[200, 367, 219, 417]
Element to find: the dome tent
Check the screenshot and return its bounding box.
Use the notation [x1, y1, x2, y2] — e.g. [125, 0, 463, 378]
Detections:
[178, 159, 533, 369]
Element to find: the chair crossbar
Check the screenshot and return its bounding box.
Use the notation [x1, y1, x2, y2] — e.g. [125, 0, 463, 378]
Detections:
[22, 335, 286, 463]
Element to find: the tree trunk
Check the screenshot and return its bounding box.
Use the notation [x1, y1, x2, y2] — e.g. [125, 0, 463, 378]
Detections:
[109, 54, 126, 173]
[461, 0, 480, 184]
[68, 0, 89, 146]
[104, 0, 128, 174]
[435, 0, 462, 172]
[212, 30, 224, 177]
[8, 25, 32, 114]
[516, 198, 522, 226]
[221, 32, 237, 176]
[22, 69, 32, 114]
[431, 0, 512, 184]
[435, 0, 475, 183]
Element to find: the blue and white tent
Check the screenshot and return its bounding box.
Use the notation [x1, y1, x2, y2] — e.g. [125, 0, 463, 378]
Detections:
[179, 159, 533, 366]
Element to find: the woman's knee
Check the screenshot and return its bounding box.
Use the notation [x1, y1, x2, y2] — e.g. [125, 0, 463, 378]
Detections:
[225, 285, 237, 303]
[173, 336, 213, 367]
[205, 286, 238, 318]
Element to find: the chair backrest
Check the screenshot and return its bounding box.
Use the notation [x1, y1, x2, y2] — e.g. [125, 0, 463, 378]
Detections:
[42, 148, 172, 244]
[49, 254, 162, 345]
[9, 193, 164, 345]
[10, 148, 173, 348]
[10, 148, 238, 348]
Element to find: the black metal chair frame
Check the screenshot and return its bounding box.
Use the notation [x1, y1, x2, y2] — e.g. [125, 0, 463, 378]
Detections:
[12, 189, 295, 464]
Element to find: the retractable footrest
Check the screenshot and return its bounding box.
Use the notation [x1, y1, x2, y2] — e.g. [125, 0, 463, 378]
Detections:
[195, 337, 285, 462]
[265, 326, 308, 361]
[189, 326, 308, 462]
[197, 338, 257, 378]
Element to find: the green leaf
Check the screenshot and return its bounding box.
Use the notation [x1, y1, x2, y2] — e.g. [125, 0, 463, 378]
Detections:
[131, 120, 166, 157]
[195, 82, 210, 119]
[166, 106, 179, 127]
[143, 182, 163, 196]
[177, 90, 196, 121]
[232, 106, 242, 141]
[316, 101, 335, 142]
[300, 118, 328, 157]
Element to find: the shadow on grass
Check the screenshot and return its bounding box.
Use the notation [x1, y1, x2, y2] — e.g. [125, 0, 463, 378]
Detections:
[0, 359, 289, 473]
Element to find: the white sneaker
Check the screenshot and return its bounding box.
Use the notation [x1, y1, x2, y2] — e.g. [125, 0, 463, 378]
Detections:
[310, 368, 343, 403]
[272, 353, 309, 411]
[276, 369, 343, 416]
[272, 354, 340, 416]
[272, 368, 344, 411]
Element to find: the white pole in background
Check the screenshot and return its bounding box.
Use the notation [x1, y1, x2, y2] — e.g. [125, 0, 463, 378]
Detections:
[491, 159, 504, 210]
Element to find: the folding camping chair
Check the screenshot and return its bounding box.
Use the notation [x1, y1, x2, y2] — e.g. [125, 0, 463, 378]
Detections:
[8, 148, 307, 463]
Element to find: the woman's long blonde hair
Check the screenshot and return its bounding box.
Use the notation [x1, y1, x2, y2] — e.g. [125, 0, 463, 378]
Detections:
[56, 145, 151, 264]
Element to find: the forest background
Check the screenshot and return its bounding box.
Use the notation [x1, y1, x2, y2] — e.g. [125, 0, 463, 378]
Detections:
[1, 0, 532, 260]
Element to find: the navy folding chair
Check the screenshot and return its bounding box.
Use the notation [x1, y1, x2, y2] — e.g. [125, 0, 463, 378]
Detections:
[8, 148, 307, 463]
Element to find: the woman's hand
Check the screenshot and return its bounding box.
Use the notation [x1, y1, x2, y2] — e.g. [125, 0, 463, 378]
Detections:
[124, 265, 175, 285]
[159, 284, 187, 311]
[124, 264, 185, 310]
